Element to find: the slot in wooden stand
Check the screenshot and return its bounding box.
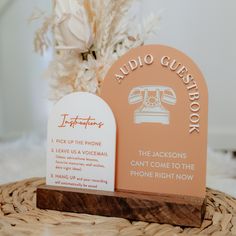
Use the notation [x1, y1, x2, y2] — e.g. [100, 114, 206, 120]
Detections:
[37, 185, 206, 227]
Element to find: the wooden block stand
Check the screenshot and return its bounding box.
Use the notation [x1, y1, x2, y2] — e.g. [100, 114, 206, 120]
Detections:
[37, 185, 206, 227]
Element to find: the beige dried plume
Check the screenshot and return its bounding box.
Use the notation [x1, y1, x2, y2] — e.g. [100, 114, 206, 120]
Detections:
[32, 0, 160, 101]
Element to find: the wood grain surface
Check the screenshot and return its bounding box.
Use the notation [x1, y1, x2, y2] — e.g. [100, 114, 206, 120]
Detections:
[37, 185, 206, 227]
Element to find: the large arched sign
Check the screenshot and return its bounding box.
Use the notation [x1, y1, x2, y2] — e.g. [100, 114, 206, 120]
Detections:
[101, 45, 208, 197]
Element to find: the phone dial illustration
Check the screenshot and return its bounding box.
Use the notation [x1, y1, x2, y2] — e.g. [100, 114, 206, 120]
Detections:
[128, 85, 177, 125]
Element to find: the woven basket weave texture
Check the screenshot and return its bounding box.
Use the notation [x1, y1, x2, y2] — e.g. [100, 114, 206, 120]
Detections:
[0, 178, 236, 235]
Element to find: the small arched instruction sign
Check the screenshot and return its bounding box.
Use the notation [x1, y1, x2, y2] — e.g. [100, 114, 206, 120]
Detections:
[47, 92, 116, 191]
[101, 45, 208, 197]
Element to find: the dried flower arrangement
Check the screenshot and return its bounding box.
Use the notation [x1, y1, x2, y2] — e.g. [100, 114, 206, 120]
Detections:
[32, 0, 160, 101]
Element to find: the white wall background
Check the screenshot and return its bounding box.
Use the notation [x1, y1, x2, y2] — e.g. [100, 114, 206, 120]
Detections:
[141, 0, 236, 149]
[0, 0, 51, 139]
[0, 0, 236, 149]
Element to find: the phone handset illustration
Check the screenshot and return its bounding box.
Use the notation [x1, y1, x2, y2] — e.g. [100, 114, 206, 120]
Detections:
[128, 85, 177, 125]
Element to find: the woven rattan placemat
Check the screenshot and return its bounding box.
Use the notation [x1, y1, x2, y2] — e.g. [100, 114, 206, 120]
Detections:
[0, 178, 236, 235]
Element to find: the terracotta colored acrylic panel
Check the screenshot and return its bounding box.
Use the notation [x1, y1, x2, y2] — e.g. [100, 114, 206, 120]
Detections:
[101, 45, 208, 197]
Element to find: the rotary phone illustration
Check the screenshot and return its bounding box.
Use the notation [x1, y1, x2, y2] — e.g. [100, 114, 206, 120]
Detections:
[128, 85, 177, 125]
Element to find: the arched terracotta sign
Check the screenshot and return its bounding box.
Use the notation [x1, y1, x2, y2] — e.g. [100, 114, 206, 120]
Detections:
[101, 45, 208, 197]
[47, 92, 116, 191]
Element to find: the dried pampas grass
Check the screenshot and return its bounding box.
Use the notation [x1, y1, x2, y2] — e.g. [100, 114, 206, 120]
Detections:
[32, 0, 160, 101]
